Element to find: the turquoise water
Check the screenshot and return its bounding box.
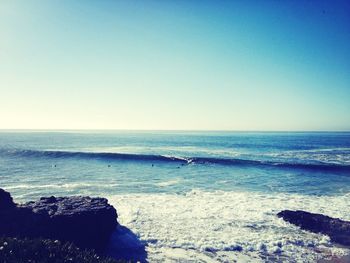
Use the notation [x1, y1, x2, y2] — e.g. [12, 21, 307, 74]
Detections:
[0, 131, 350, 201]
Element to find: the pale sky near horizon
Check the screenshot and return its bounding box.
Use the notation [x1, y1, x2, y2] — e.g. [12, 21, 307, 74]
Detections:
[1, 0, 350, 131]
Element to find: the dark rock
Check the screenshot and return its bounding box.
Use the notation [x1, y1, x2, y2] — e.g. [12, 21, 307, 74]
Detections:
[0, 188, 16, 210]
[0, 188, 118, 250]
[277, 210, 350, 246]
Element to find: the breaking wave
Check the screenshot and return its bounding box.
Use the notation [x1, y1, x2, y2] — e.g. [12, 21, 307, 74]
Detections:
[1, 148, 350, 172]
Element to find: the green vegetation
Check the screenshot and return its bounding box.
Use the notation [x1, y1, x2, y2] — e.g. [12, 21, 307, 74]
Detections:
[0, 237, 120, 263]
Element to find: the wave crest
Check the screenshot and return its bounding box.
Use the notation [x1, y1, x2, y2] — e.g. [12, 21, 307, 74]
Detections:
[1, 148, 349, 171]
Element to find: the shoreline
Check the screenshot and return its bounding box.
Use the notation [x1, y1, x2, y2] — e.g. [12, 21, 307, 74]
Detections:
[1, 188, 350, 262]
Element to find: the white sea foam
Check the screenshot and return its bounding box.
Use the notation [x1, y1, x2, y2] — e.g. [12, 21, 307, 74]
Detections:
[267, 148, 350, 165]
[4, 182, 119, 191]
[155, 179, 182, 187]
[108, 190, 350, 262]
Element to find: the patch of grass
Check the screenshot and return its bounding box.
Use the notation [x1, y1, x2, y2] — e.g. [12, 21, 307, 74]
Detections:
[0, 237, 121, 263]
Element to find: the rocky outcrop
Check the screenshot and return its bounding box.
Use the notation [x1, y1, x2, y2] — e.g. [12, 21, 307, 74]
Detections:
[277, 210, 350, 246]
[0, 188, 16, 210]
[0, 189, 118, 250]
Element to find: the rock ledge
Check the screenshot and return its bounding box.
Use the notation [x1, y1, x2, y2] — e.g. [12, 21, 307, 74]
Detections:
[277, 210, 350, 246]
[0, 189, 117, 250]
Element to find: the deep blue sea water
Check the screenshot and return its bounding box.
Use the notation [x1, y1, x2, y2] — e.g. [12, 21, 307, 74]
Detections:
[1, 131, 349, 199]
[1, 131, 350, 262]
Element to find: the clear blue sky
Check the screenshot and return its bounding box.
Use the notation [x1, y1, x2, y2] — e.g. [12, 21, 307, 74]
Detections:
[1, 0, 349, 130]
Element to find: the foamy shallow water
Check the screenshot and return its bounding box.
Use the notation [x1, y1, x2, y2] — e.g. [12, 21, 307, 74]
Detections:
[108, 190, 350, 262]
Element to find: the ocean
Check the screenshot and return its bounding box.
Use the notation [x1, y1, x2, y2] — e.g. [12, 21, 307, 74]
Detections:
[1, 131, 350, 262]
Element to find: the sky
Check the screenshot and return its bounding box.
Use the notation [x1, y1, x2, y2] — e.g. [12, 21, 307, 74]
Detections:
[0, 0, 349, 131]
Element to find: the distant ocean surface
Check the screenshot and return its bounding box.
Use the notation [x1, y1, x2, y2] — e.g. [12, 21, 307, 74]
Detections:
[1, 131, 350, 262]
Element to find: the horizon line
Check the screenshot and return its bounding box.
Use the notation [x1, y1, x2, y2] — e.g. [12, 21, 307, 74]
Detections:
[0, 129, 349, 133]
